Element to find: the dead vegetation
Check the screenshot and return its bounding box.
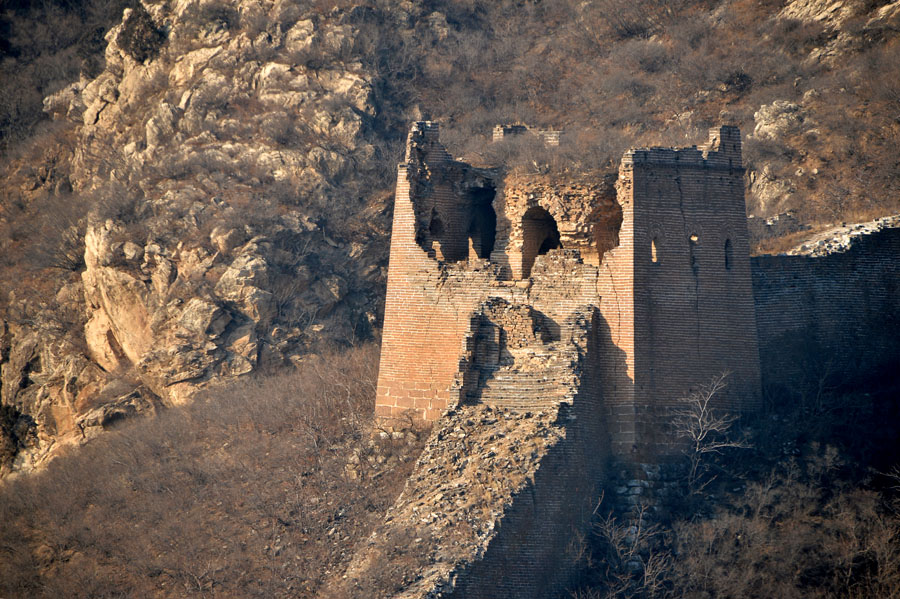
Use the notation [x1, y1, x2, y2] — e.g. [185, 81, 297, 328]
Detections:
[0, 1, 898, 594]
[567, 372, 900, 599]
[0, 343, 428, 599]
[571, 448, 900, 599]
[0, 0, 136, 150]
[369, 0, 900, 227]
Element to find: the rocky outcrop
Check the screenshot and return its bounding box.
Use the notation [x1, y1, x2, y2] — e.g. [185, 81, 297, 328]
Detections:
[776, 0, 900, 65]
[747, 97, 818, 215]
[778, 0, 870, 30]
[1, 0, 419, 474]
[782, 214, 900, 256]
[0, 301, 159, 475]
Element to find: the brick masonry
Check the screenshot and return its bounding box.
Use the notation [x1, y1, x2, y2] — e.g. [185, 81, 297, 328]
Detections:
[359, 122, 900, 599]
[605, 127, 762, 458]
[752, 226, 900, 392]
[376, 122, 762, 462]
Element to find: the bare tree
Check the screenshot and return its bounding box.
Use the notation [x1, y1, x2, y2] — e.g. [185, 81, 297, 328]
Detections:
[582, 502, 672, 599]
[672, 373, 749, 494]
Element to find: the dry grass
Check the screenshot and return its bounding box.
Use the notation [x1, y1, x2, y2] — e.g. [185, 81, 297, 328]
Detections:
[567, 374, 900, 599]
[670, 448, 900, 599]
[752, 227, 828, 256]
[0, 343, 427, 599]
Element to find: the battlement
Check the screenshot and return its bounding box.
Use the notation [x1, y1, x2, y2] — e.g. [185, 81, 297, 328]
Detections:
[622, 126, 743, 170]
[492, 123, 564, 146]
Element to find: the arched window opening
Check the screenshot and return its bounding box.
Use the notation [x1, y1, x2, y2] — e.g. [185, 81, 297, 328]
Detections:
[724, 238, 733, 271]
[651, 238, 659, 263]
[429, 215, 444, 236]
[468, 187, 497, 260]
[689, 233, 699, 273]
[521, 206, 560, 278]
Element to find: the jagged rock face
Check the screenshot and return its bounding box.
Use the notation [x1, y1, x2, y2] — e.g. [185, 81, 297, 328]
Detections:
[778, 0, 870, 30]
[0, 303, 160, 474]
[776, 0, 900, 63]
[2, 0, 422, 474]
[746, 98, 817, 216]
[742, 1, 900, 222]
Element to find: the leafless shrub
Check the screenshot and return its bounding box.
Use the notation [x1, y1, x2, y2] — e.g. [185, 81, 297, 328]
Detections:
[573, 0, 686, 41]
[670, 447, 900, 599]
[771, 18, 830, 57]
[0, 0, 134, 148]
[91, 180, 147, 227]
[116, 3, 164, 64]
[672, 373, 750, 494]
[0, 343, 426, 598]
[568, 497, 673, 599]
[590, 505, 672, 599]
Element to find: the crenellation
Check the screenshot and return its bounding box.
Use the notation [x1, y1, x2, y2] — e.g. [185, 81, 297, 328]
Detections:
[492, 123, 564, 146]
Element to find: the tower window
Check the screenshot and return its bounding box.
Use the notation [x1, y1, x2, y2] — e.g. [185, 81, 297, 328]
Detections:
[689, 233, 699, 272]
[651, 238, 659, 263]
[724, 238, 733, 270]
[468, 187, 497, 260]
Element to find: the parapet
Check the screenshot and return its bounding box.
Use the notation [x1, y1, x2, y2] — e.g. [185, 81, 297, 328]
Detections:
[492, 123, 563, 147]
[621, 126, 743, 171]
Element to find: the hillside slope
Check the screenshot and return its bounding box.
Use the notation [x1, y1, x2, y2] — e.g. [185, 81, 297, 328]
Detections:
[2, 0, 899, 473]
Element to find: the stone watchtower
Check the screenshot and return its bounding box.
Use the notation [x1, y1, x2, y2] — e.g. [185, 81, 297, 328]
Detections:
[376, 122, 761, 460]
[599, 126, 761, 456]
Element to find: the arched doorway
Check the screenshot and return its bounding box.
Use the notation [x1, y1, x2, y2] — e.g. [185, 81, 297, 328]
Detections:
[521, 206, 561, 278]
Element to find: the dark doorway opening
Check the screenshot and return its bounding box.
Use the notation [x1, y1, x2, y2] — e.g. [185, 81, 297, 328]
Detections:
[522, 206, 561, 277]
[468, 187, 496, 260]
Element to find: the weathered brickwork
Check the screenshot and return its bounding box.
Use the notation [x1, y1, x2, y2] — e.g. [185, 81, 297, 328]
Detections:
[491, 174, 619, 279]
[752, 226, 900, 391]
[344, 311, 607, 599]
[492, 124, 563, 146]
[605, 127, 762, 458]
[377, 122, 762, 460]
[360, 122, 900, 598]
[376, 122, 608, 422]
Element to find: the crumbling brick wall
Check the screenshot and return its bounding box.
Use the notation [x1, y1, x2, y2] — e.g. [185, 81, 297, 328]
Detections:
[376, 123, 762, 461]
[492, 124, 562, 146]
[452, 298, 585, 411]
[443, 310, 607, 599]
[364, 122, 772, 598]
[345, 306, 607, 599]
[362, 121, 900, 599]
[376, 123, 605, 421]
[375, 123, 496, 420]
[490, 174, 619, 279]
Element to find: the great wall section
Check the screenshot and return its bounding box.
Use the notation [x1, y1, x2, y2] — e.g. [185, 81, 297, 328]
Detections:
[337, 123, 900, 598]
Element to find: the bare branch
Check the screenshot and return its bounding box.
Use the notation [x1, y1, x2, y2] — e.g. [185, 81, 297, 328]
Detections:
[672, 373, 750, 493]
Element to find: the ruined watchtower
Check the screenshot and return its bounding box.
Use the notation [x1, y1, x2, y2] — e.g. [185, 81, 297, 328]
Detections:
[376, 122, 761, 460]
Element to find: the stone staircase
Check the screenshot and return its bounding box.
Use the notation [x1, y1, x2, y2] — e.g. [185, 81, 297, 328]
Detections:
[469, 349, 577, 410]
